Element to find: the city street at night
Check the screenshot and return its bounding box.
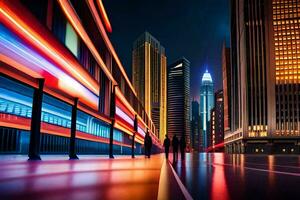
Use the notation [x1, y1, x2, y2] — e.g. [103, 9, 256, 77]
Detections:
[1, 0, 300, 199]
[172, 153, 300, 200]
[0, 154, 186, 200]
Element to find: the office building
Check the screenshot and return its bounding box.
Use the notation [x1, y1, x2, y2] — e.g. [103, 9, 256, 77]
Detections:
[226, 0, 300, 153]
[210, 90, 224, 151]
[191, 100, 200, 151]
[132, 32, 167, 141]
[200, 70, 214, 150]
[222, 43, 231, 134]
[0, 0, 161, 156]
[167, 58, 191, 146]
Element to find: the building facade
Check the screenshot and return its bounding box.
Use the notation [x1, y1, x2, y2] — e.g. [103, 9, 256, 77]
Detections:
[167, 58, 191, 146]
[226, 0, 300, 154]
[200, 70, 214, 150]
[222, 43, 231, 135]
[191, 100, 200, 151]
[0, 0, 161, 156]
[132, 32, 167, 142]
[210, 90, 224, 151]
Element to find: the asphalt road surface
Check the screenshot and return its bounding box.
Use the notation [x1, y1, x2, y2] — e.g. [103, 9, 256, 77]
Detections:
[172, 153, 300, 200]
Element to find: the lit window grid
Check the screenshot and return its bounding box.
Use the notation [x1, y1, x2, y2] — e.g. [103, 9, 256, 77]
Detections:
[272, 0, 300, 135]
[273, 0, 300, 84]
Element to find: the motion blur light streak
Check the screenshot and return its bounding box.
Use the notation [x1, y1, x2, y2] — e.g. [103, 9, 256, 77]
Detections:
[96, 0, 112, 33]
[138, 126, 146, 137]
[58, 0, 116, 85]
[115, 106, 134, 127]
[86, 0, 137, 95]
[0, 25, 98, 109]
[0, 4, 99, 95]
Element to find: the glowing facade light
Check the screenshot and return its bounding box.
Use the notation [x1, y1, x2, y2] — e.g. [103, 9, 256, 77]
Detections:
[114, 121, 134, 136]
[137, 126, 146, 137]
[57, 0, 117, 86]
[115, 106, 134, 127]
[0, 4, 99, 95]
[115, 87, 136, 115]
[86, 0, 137, 96]
[0, 24, 98, 109]
[96, 0, 112, 33]
[202, 69, 213, 83]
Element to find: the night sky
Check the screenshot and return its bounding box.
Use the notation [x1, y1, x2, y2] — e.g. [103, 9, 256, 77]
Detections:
[104, 0, 230, 100]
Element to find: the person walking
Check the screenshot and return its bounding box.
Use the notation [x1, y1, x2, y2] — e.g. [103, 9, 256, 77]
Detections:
[163, 135, 170, 160]
[172, 135, 179, 162]
[180, 136, 186, 160]
[144, 131, 152, 158]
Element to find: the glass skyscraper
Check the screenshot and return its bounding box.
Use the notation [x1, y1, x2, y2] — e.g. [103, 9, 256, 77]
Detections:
[226, 0, 300, 154]
[200, 70, 214, 150]
[167, 58, 191, 146]
[132, 32, 167, 141]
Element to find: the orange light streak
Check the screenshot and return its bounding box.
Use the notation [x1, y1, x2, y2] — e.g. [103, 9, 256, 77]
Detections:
[58, 0, 116, 86]
[0, 3, 99, 95]
[115, 87, 136, 115]
[96, 0, 112, 33]
[86, 0, 137, 96]
[114, 121, 134, 136]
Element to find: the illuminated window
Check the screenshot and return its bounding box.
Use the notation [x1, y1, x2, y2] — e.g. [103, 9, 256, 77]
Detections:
[65, 22, 79, 57]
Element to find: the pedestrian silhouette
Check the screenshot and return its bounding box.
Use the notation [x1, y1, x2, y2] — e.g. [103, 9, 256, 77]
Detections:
[144, 131, 152, 158]
[180, 136, 186, 160]
[163, 135, 170, 160]
[172, 135, 179, 162]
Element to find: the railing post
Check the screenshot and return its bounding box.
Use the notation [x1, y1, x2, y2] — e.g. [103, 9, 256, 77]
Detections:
[28, 79, 44, 160]
[109, 85, 116, 158]
[69, 98, 79, 160]
[132, 115, 137, 158]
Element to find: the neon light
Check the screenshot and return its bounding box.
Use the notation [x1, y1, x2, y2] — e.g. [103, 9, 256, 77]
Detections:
[138, 126, 146, 137]
[115, 106, 134, 127]
[202, 69, 213, 82]
[115, 87, 136, 115]
[114, 121, 134, 136]
[0, 25, 98, 109]
[86, 0, 137, 96]
[96, 0, 112, 33]
[57, 0, 116, 85]
[0, 5, 99, 95]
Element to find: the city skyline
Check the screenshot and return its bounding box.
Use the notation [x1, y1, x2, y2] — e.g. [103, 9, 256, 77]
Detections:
[105, 0, 230, 99]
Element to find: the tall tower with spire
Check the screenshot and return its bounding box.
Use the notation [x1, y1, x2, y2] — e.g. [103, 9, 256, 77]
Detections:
[200, 70, 214, 151]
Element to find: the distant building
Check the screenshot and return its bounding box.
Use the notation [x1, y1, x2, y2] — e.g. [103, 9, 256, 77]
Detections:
[227, 0, 300, 154]
[210, 90, 224, 151]
[222, 43, 231, 134]
[191, 100, 200, 151]
[210, 108, 215, 148]
[167, 58, 191, 146]
[132, 32, 167, 141]
[200, 70, 214, 150]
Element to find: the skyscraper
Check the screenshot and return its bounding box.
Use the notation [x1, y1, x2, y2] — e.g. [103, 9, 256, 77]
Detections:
[227, 0, 300, 153]
[191, 100, 200, 151]
[132, 32, 167, 141]
[200, 70, 214, 150]
[210, 90, 224, 150]
[167, 58, 191, 146]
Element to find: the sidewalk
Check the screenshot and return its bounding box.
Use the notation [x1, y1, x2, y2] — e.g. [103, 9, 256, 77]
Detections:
[0, 154, 188, 200]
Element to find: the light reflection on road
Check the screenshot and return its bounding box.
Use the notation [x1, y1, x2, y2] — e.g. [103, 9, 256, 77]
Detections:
[172, 153, 300, 200]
